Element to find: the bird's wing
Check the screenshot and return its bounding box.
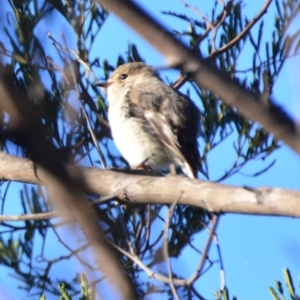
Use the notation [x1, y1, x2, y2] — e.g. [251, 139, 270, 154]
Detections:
[128, 88, 196, 178]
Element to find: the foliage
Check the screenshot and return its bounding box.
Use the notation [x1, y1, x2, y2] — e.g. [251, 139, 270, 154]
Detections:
[215, 287, 237, 300]
[0, 0, 299, 298]
[39, 273, 94, 300]
[36, 268, 300, 300]
[269, 269, 300, 300]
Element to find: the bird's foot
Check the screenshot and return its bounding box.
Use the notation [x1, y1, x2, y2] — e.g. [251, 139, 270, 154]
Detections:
[133, 158, 158, 176]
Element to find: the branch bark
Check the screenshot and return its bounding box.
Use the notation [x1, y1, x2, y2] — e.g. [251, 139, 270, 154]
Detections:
[1, 152, 299, 218]
[96, 0, 300, 155]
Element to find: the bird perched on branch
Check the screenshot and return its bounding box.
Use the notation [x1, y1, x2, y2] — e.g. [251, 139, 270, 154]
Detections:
[95, 62, 205, 178]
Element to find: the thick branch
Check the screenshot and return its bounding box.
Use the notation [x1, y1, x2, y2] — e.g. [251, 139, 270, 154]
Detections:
[96, 0, 300, 155]
[1, 152, 299, 218]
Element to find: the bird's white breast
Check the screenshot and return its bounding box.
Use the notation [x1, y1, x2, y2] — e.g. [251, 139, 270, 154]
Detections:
[107, 89, 172, 170]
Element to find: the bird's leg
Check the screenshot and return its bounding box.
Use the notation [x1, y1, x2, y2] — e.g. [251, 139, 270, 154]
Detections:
[168, 163, 177, 176]
[135, 156, 153, 172]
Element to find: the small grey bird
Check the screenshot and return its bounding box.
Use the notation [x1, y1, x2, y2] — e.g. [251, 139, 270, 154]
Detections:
[95, 62, 203, 178]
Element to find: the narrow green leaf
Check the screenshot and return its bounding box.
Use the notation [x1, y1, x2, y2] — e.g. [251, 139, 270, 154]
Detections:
[269, 287, 282, 300]
[257, 21, 264, 51]
[283, 268, 296, 299]
[39, 294, 46, 300]
[275, 0, 283, 21]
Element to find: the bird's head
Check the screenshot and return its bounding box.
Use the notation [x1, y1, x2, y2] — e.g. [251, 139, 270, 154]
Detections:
[94, 62, 158, 99]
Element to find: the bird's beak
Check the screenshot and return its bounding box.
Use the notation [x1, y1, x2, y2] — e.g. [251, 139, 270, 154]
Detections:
[93, 81, 111, 88]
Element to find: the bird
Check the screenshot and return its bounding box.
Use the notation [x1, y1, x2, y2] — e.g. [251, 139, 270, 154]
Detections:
[95, 62, 204, 178]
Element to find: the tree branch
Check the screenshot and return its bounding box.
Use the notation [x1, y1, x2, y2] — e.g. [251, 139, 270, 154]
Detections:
[209, 0, 273, 59]
[186, 215, 219, 286]
[1, 152, 299, 218]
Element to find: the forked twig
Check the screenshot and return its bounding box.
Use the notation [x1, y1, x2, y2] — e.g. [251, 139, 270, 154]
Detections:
[173, 1, 233, 89]
[209, 0, 273, 59]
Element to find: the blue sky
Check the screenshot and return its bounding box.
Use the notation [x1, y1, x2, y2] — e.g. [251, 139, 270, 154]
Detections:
[0, 1, 300, 299]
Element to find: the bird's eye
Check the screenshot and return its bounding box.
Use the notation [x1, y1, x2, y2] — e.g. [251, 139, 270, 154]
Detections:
[120, 73, 128, 80]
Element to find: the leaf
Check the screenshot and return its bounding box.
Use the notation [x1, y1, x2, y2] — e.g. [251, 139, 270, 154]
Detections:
[39, 294, 46, 300]
[283, 268, 296, 299]
[269, 287, 283, 300]
[257, 21, 264, 51]
[58, 283, 72, 300]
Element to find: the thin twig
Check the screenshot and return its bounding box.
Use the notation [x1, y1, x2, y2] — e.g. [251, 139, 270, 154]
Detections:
[186, 214, 220, 285]
[46, 31, 99, 81]
[51, 227, 94, 270]
[260, 69, 270, 106]
[60, 32, 107, 169]
[108, 239, 188, 286]
[213, 228, 226, 292]
[0, 192, 120, 221]
[172, 0, 233, 89]
[210, 0, 273, 59]
[191, 286, 207, 300]
[174, 0, 272, 87]
[0, 210, 57, 221]
[163, 195, 182, 300]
